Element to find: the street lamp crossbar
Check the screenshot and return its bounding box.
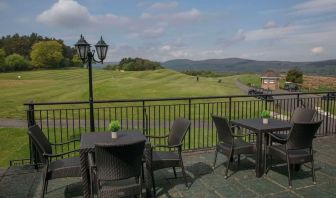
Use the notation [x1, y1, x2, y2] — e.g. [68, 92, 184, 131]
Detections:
[75, 34, 109, 132]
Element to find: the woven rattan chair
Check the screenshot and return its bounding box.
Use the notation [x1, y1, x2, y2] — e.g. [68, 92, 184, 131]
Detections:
[144, 118, 191, 195]
[89, 140, 146, 198]
[212, 115, 255, 178]
[272, 107, 316, 144]
[27, 125, 81, 198]
[267, 121, 322, 188]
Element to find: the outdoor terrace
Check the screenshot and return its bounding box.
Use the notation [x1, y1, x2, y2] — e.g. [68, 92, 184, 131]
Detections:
[0, 92, 335, 197]
[1, 135, 335, 198]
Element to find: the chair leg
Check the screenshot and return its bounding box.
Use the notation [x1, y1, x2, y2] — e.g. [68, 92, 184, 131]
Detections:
[141, 163, 145, 182]
[213, 149, 218, 170]
[237, 154, 241, 167]
[151, 171, 156, 195]
[225, 150, 233, 179]
[45, 180, 48, 193]
[311, 160, 316, 184]
[287, 162, 292, 188]
[180, 159, 189, 189]
[41, 178, 47, 198]
[173, 167, 177, 178]
[266, 155, 272, 175]
[41, 167, 48, 198]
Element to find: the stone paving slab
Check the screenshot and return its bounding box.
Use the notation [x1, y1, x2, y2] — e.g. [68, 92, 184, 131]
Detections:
[0, 135, 336, 197]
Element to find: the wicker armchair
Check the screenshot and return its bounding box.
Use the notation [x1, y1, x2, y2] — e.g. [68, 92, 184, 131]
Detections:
[89, 140, 146, 198]
[267, 121, 322, 188]
[145, 118, 191, 195]
[272, 107, 316, 144]
[212, 115, 255, 178]
[27, 125, 81, 198]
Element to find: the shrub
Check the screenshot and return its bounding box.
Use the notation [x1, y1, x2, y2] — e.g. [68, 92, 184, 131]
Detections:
[4, 53, 29, 71]
[286, 68, 303, 84]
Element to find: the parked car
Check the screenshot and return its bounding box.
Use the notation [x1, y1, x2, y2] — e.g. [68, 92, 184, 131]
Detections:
[248, 87, 274, 102]
[322, 92, 336, 100]
[284, 82, 299, 92]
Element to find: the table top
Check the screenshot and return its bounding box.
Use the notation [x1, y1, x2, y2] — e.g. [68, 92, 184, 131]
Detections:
[231, 118, 292, 133]
[80, 131, 146, 150]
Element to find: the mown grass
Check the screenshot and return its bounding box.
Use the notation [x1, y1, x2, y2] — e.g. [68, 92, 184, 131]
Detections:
[238, 74, 261, 87]
[0, 68, 242, 119]
[0, 128, 29, 167]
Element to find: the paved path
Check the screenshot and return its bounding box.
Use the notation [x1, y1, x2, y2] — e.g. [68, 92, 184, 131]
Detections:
[0, 118, 27, 128]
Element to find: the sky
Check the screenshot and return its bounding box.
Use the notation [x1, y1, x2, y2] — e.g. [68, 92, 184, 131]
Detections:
[0, 0, 336, 62]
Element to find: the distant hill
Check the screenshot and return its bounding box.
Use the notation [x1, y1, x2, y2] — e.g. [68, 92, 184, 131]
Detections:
[163, 58, 336, 75]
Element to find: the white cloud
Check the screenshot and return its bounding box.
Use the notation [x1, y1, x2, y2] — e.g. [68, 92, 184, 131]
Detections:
[160, 45, 171, 51]
[263, 21, 278, 29]
[140, 12, 152, 20]
[291, 0, 336, 15]
[142, 27, 165, 38]
[172, 8, 201, 21]
[150, 2, 178, 10]
[36, 0, 131, 28]
[311, 46, 324, 54]
[244, 25, 299, 41]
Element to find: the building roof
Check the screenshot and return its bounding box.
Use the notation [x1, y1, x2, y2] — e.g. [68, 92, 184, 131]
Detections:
[261, 70, 280, 78]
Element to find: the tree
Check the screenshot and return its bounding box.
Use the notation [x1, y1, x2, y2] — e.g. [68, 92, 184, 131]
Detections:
[4, 53, 29, 71]
[113, 57, 163, 71]
[71, 54, 84, 67]
[0, 49, 5, 71]
[286, 68, 303, 83]
[30, 41, 64, 68]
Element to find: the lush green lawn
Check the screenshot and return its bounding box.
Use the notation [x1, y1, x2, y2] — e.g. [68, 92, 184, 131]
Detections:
[0, 127, 29, 167]
[0, 68, 242, 119]
[238, 74, 261, 87]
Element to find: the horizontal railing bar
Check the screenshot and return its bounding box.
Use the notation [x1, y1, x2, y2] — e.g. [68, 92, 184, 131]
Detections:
[24, 91, 336, 106]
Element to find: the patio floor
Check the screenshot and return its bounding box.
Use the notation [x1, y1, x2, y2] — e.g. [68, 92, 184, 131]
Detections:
[1, 135, 336, 198]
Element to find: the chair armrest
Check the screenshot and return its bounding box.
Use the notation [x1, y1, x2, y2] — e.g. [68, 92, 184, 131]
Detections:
[268, 133, 288, 142]
[43, 149, 80, 158]
[152, 144, 181, 149]
[145, 134, 169, 139]
[232, 134, 249, 138]
[50, 138, 80, 146]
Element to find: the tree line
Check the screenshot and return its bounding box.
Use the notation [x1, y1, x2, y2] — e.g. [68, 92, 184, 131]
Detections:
[105, 57, 163, 71]
[0, 33, 82, 72]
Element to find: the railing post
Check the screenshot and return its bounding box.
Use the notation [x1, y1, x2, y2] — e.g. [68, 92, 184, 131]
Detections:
[229, 97, 232, 121]
[27, 101, 36, 127]
[325, 93, 330, 135]
[142, 101, 146, 135]
[26, 101, 37, 167]
[296, 93, 300, 107]
[188, 98, 191, 150]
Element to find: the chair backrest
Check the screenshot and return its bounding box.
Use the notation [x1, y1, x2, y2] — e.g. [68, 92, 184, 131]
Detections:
[28, 125, 52, 163]
[94, 140, 146, 181]
[212, 115, 233, 144]
[167, 118, 191, 146]
[286, 120, 322, 150]
[290, 107, 316, 123]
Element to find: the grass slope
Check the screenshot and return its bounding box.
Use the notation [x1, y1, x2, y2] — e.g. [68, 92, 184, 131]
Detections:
[0, 68, 242, 119]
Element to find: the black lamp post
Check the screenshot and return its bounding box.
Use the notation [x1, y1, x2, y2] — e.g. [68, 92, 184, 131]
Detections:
[75, 35, 108, 132]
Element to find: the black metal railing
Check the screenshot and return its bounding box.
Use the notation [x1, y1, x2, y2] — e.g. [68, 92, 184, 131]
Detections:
[24, 91, 336, 163]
